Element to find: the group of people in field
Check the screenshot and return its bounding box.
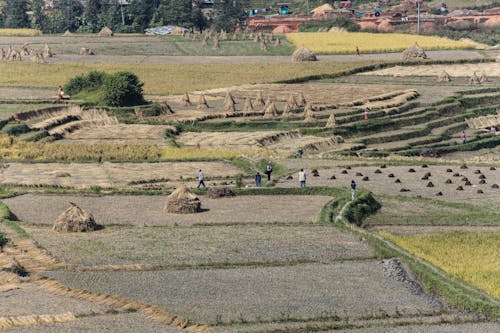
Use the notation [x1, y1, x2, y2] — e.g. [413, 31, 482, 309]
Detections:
[197, 161, 358, 201]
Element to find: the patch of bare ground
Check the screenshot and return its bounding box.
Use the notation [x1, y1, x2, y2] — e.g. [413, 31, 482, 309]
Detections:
[277, 165, 500, 206]
[0, 87, 55, 100]
[0, 283, 110, 317]
[23, 225, 374, 267]
[62, 124, 173, 145]
[44, 261, 444, 327]
[0, 161, 241, 188]
[1, 313, 182, 333]
[371, 225, 500, 236]
[3, 194, 331, 226]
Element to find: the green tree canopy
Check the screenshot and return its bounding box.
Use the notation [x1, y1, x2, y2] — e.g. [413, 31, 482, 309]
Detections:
[3, 0, 30, 28]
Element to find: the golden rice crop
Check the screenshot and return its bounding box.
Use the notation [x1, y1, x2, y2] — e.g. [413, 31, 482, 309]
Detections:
[0, 28, 42, 36]
[380, 231, 500, 298]
[0, 60, 379, 95]
[286, 32, 475, 54]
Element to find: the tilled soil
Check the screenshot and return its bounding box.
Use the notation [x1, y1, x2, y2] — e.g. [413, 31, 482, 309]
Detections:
[44, 261, 443, 326]
[3, 194, 331, 226]
[1, 313, 181, 333]
[24, 224, 375, 267]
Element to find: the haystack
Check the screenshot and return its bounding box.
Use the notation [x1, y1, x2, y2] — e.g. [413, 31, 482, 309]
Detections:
[53, 202, 98, 232]
[197, 94, 209, 109]
[292, 45, 317, 62]
[272, 25, 292, 34]
[160, 101, 174, 115]
[297, 92, 306, 107]
[99, 26, 114, 37]
[31, 51, 45, 64]
[6, 46, 13, 59]
[303, 102, 315, 122]
[287, 93, 298, 108]
[438, 70, 451, 82]
[43, 44, 53, 58]
[181, 92, 191, 106]
[164, 185, 201, 214]
[262, 96, 272, 111]
[479, 71, 489, 83]
[207, 187, 235, 199]
[243, 97, 253, 112]
[80, 47, 95, 55]
[402, 43, 427, 60]
[224, 91, 235, 106]
[282, 103, 292, 118]
[212, 37, 220, 50]
[275, 38, 281, 46]
[260, 40, 268, 51]
[63, 30, 73, 36]
[325, 113, 336, 128]
[254, 91, 265, 107]
[469, 72, 480, 84]
[201, 35, 209, 47]
[263, 101, 278, 118]
[0, 48, 4, 60]
[20, 44, 29, 57]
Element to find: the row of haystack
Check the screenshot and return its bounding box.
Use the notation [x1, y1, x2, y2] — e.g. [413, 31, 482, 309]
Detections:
[0, 44, 53, 63]
[438, 70, 489, 83]
[357, 19, 395, 33]
[62, 27, 113, 37]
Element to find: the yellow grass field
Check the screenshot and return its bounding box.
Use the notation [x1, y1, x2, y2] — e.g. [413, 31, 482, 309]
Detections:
[0, 61, 380, 95]
[0, 28, 42, 36]
[381, 231, 500, 298]
[286, 32, 475, 54]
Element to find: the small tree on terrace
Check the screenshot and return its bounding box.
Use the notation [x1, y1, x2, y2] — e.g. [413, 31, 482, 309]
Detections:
[102, 71, 145, 107]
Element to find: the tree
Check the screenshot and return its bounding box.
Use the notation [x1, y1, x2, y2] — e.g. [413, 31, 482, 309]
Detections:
[51, 0, 84, 32]
[101, 0, 123, 31]
[154, 0, 192, 28]
[213, 0, 244, 32]
[31, 0, 48, 31]
[102, 72, 145, 107]
[191, 7, 207, 33]
[127, 0, 157, 32]
[3, 0, 30, 28]
[81, 0, 103, 32]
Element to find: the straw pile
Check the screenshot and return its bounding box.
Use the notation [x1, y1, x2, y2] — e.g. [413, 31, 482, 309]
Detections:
[63, 30, 72, 36]
[0, 48, 4, 60]
[212, 37, 220, 50]
[160, 101, 174, 115]
[98, 26, 114, 37]
[164, 185, 201, 214]
[470, 72, 480, 84]
[207, 187, 235, 199]
[53, 202, 98, 232]
[282, 103, 292, 118]
[224, 92, 236, 112]
[292, 45, 317, 62]
[80, 47, 95, 55]
[43, 44, 54, 58]
[20, 44, 29, 57]
[437, 70, 451, 82]
[260, 40, 268, 51]
[254, 91, 265, 107]
[303, 102, 315, 122]
[263, 98, 278, 118]
[275, 38, 281, 46]
[242, 97, 253, 112]
[181, 92, 191, 106]
[287, 93, 298, 108]
[197, 94, 209, 109]
[479, 71, 489, 83]
[325, 113, 336, 128]
[30, 50, 45, 63]
[297, 92, 306, 107]
[402, 43, 427, 60]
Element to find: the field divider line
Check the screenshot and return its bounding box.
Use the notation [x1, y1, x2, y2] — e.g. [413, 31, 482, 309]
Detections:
[0, 312, 76, 330]
[33, 275, 214, 333]
[336, 202, 500, 306]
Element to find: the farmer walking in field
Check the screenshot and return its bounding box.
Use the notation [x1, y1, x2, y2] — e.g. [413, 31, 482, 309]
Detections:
[197, 169, 206, 189]
[351, 180, 357, 201]
[265, 161, 273, 181]
[364, 107, 370, 120]
[461, 131, 466, 144]
[298, 169, 307, 187]
[255, 172, 262, 187]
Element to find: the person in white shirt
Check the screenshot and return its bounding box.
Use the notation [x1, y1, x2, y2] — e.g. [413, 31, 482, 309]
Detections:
[298, 169, 307, 187]
[197, 169, 206, 189]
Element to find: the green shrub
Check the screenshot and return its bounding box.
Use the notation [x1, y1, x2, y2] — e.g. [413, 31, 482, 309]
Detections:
[102, 72, 145, 107]
[344, 192, 381, 226]
[64, 75, 88, 95]
[235, 173, 244, 188]
[23, 130, 50, 142]
[5, 123, 30, 136]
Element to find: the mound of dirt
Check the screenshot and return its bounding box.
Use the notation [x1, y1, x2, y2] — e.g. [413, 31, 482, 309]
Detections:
[53, 202, 98, 233]
[164, 185, 202, 214]
[292, 45, 317, 62]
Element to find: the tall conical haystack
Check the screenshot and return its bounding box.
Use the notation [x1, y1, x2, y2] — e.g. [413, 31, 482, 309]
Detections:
[262, 96, 272, 111]
[212, 37, 220, 50]
[0, 48, 4, 60]
[224, 91, 235, 106]
[275, 38, 281, 46]
[402, 43, 427, 60]
[181, 92, 191, 106]
[297, 92, 306, 107]
[201, 36, 208, 47]
[197, 94, 209, 109]
[263, 101, 278, 118]
[225, 102, 235, 112]
[6, 46, 13, 60]
[160, 101, 174, 115]
[31, 51, 45, 64]
[292, 45, 317, 62]
[260, 40, 268, 51]
[80, 47, 95, 55]
[282, 103, 292, 118]
[287, 93, 298, 108]
[53, 202, 98, 232]
[254, 91, 265, 107]
[303, 102, 315, 122]
[438, 70, 451, 82]
[479, 71, 489, 83]
[325, 113, 336, 128]
[470, 72, 480, 84]
[63, 30, 72, 36]
[99, 26, 114, 37]
[243, 97, 253, 112]
[20, 44, 29, 57]
[164, 185, 202, 214]
[43, 43, 53, 58]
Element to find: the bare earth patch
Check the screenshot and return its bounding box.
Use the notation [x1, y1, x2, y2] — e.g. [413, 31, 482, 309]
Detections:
[44, 261, 443, 327]
[24, 224, 374, 267]
[3, 194, 331, 226]
[0, 161, 240, 188]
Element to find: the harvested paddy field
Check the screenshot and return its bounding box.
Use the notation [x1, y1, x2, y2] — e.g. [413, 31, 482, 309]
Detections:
[23, 224, 374, 267]
[359, 62, 500, 77]
[62, 124, 172, 145]
[1, 313, 181, 333]
[3, 194, 331, 226]
[277, 164, 500, 206]
[44, 260, 444, 327]
[329, 322, 500, 333]
[0, 161, 240, 188]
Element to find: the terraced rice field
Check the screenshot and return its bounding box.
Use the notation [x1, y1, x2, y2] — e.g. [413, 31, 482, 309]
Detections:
[359, 63, 500, 77]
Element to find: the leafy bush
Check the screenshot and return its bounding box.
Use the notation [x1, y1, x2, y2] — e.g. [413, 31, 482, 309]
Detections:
[64, 75, 88, 95]
[5, 123, 30, 136]
[102, 72, 145, 107]
[344, 192, 381, 226]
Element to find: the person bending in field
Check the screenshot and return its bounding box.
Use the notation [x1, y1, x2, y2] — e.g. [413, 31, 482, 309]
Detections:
[197, 169, 206, 189]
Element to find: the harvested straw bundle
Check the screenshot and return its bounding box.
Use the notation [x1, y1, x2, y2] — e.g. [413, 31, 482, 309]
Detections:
[243, 97, 253, 112]
[43, 43, 54, 58]
[325, 113, 336, 128]
[469, 72, 480, 84]
[479, 71, 489, 83]
[401, 43, 427, 60]
[254, 91, 265, 107]
[212, 37, 220, 50]
[197, 94, 209, 109]
[303, 102, 315, 122]
[53, 202, 98, 232]
[437, 70, 451, 82]
[0, 48, 4, 60]
[275, 38, 281, 46]
[287, 93, 298, 108]
[98, 26, 114, 37]
[160, 101, 174, 115]
[282, 103, 292, 118]
[63, 30, 72, 36]
[260, 40, 268, 51]
[292, 45, 317, 62]
[297, 92, 306, 107]
[181, 92, 191, 106]
[224, 91, 235, 106]
[164, 185, 201, 214]
[80, 47, 95, 55]
[263, 101, 278, 118]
